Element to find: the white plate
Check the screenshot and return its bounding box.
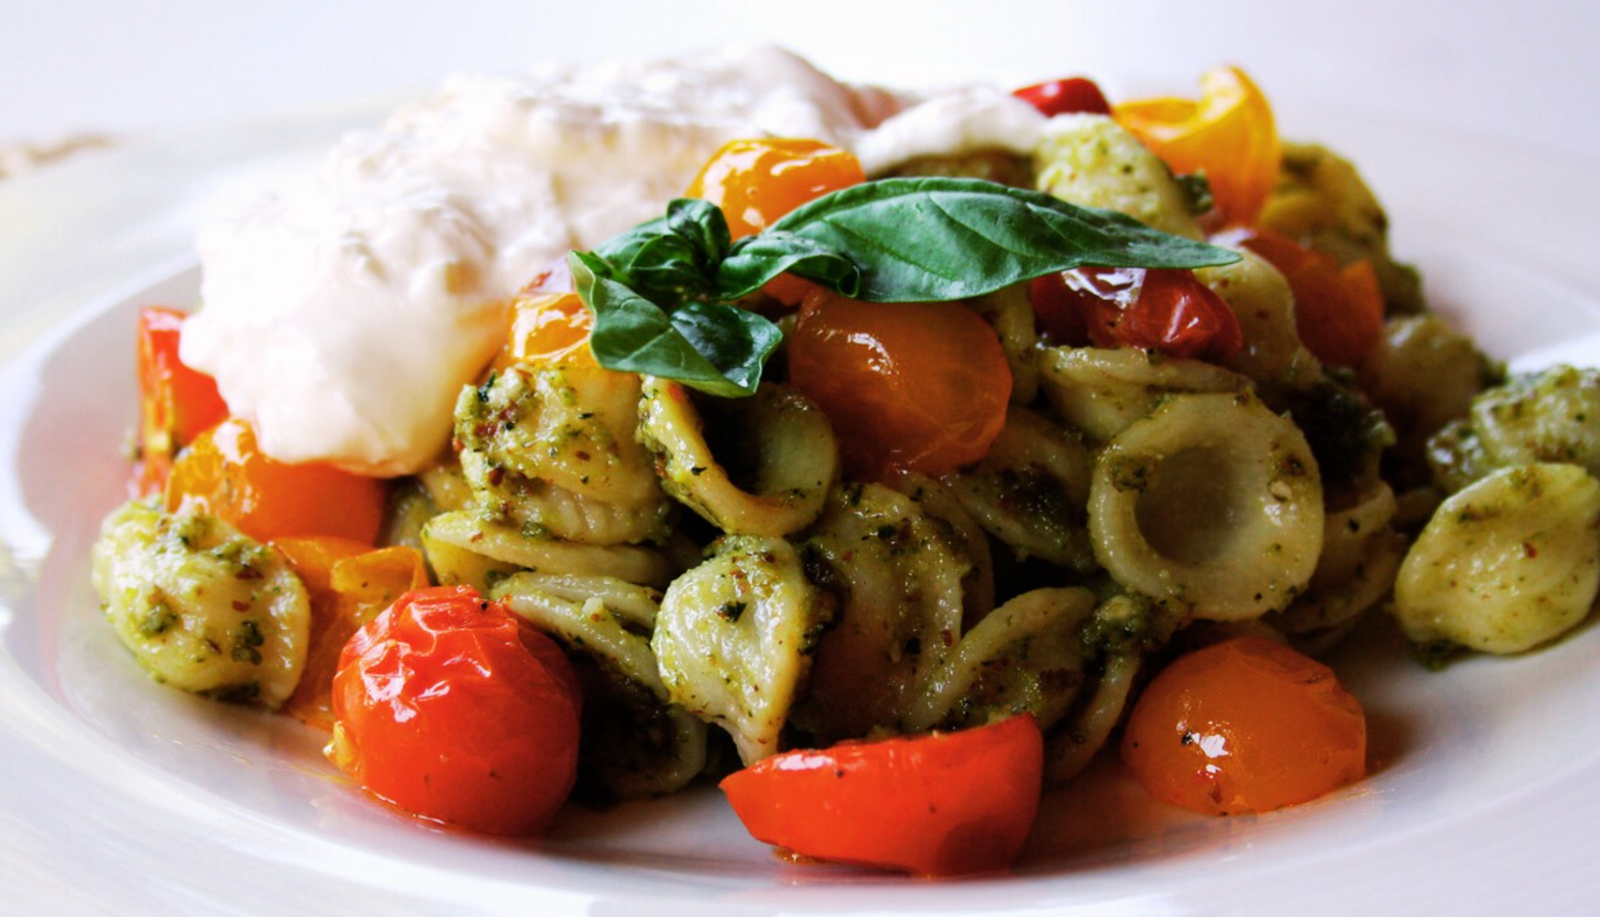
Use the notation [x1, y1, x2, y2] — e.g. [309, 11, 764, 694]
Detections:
[2, 108, 1600, 916]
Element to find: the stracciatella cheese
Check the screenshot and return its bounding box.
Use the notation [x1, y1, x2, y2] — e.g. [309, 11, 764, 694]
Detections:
[853, 84, 1045, 176]
[182, 45, 899, 476]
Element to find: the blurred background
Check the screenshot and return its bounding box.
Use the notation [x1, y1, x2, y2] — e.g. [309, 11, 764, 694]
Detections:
[3, 0, 1596, 162]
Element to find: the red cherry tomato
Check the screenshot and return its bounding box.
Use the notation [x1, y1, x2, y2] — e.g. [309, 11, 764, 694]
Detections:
[165, 417, 388, 544]
[1232, 228, 1384, 367]
[1028, 267, 1243, 362]
[1012, 77, 1113, 117]
[720, 714, 1044, 876]
[328, 586, 583, 835]
[1120, 636, 1367, 816]
[787, 288, 1012, 479]
[132, 306, 229, 497]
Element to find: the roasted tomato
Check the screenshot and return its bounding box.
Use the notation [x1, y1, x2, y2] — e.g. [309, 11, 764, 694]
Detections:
[165, 417, 388, 544]
[720, 714, 1044, 876]
[1121, 636, 1367, 816]
[273, 538, 430, 731]
[1114, 66, 1281, 226]
[501, 290, 596, 368]
[328, 586, 583, 835]
[787, 288, 1012, 479]
[1028, 266, 1242, 362]
[133, 306, 229, 497]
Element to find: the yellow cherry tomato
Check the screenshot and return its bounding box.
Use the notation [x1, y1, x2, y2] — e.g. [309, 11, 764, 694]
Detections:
[1115, 66, 1281, 227]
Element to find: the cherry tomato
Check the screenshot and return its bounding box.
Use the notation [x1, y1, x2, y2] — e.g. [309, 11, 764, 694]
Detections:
[720, 714, 1044, 876]
[687, 138, 865, 307]
[1114, 66, 1281, 226]
[1028, 267, 1242, 362]
[1231, 228, 1384, 367]
[165, 417, 388, 544]
[500, 290, 596, 369]
[1012, 77, 1112, 117]
[1120, 636, 1367, 816]
[328, 586, 582, 835]
[787, 288, 1012, 479]
[132, 306, 229, 497]
[274, 537, 429, 731]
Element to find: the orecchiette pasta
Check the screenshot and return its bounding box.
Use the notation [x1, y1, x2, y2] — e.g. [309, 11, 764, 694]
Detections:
[638, 378, 839, 538]
[1038, 346, 1249, 443]
[422, 509, 675, 589]
[1393, 462, 1600, 655]
[1196, 247, 1322, 397]
[1034, 114, 1203, 239]
[942, 406, 1095, 571]
[493, 572, 707, 798]
[1269, 480, 1405, 650]
[791, 482, 972, 741]
[91, 502, 309, 708]
[651, 536, 828, 763]
[1088, 391, 1325, 620]
[455, 363, 671, 545]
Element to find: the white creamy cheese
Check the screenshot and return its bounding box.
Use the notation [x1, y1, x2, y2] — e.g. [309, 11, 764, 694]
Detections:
[853, 84, 1045, 176]
[182, 45, 889, 476]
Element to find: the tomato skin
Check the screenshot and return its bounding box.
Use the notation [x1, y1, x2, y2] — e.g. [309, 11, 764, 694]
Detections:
[1114, 66, 1280, 226]
[501, 290, 596, 369]
[687, 138, 865, 307]
[133, 307, 229, 497]
[328, 586, 582, 835]
[165, 417, 387, 544]
[787, 289, 1012, 479]
[1028, 267, 1243, 362]
[720, 715, 1043, 876]
[1012, 77, 1112, 116]
[1120, 636, 1367, 816]
[1232, 228, 1384, 367]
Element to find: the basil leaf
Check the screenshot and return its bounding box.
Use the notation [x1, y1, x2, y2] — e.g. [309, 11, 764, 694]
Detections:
[571, 253, 781, 397]
[717, 231, 862, 299]
[762, 176, 1239, 302]
[588, 199, 732, 307]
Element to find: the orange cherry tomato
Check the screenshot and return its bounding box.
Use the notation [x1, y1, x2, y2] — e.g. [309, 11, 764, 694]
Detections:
[1233, 228, 1384, 367]
[274, 537, 430, 731]
[501, 290, 596, 368]
[1012, 77, 1112, 116]
[687, 137, 866, 306]
[132, 306, 229, 497]
[787, 288, 1012, 479]
[1120, 636, 1367, 816]
[720, 714, 1044, 876]
[165, 417, 388, 544]
[1028, 267, 1243, 362]
[328, 586, 582, 835]
[1114, 66, 1281, 226]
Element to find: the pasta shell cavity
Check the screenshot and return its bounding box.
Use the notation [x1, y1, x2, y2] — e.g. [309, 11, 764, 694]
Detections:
[494, 572, 707, 799]
[1088, 391, 1325, 621]
[1393, 463, 1600, 655]
[789, 482, 972, 741]
[638, 377, 839, 538]
[90, 502, 310, 709]
[455, 363, 673, 545]
[651, 536, 829, 764]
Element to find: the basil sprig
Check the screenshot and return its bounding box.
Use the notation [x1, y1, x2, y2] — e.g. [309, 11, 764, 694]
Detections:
[571, 177, 1239, 397]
